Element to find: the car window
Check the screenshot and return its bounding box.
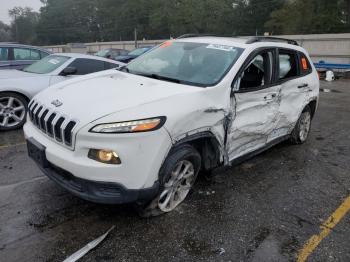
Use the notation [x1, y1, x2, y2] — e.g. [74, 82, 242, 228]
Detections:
[0, 47, 9, 61]
[13, 48, 41, 60]
[128, 47, 150, 56]
[23, 55, 70, 74]
[299, 53, 312, 75]
[104, 62, 118, 70]
[279, 51, 298, 80]
[40, 51, 50, 59]
[126, 42, 244, 87]
[95, 50, 109, 57]
[67, 58, 106, 75]
[238, 51, 273, 90]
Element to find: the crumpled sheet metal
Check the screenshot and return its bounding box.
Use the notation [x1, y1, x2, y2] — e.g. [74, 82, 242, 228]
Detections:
[63, 226, 115, 262]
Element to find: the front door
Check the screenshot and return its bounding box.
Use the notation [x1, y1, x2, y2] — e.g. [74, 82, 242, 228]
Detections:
[227, 49, 280, 160]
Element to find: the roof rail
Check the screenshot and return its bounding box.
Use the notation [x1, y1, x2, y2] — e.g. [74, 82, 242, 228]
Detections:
[177, 34, 217, 39]
[246, 37, 299, 46]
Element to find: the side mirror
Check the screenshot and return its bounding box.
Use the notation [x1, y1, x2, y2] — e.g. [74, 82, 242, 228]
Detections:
[60, 67, 77, 76]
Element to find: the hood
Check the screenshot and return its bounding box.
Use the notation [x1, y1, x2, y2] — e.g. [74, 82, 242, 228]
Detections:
[0, 69, 38, 79]
[34, 71, 199, 125]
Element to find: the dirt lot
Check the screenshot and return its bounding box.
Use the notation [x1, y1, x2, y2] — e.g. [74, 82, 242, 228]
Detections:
[0, 80, 349, 262]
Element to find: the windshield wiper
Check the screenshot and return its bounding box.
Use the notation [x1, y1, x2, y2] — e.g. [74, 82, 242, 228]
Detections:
[136, 73, 181, 84]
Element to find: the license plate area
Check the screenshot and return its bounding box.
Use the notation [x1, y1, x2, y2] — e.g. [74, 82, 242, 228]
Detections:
[27, 138, 48, 168]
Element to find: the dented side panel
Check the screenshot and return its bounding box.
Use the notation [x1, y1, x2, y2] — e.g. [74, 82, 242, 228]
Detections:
[228, 85, 281, 160]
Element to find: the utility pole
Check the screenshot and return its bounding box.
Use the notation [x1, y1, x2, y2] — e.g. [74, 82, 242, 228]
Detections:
[14, 14, 18, 42]
[134, 27, 138, 48]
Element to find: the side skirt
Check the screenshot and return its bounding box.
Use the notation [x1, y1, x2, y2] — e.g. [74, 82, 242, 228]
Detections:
[213, 135, 290, 174]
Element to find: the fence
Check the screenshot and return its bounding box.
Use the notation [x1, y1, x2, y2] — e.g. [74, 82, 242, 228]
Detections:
[43, 33, 350, 65]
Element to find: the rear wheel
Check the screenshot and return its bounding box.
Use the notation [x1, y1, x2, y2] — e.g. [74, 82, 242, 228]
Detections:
[290, 105, 312, 144]
[137, 144, 201, 217]
[0, 93, 28, 131]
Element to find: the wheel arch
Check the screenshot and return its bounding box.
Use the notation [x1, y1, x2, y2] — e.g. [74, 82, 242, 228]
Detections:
[307, 99, 318, 119]
[0, 91, 30, 103]
[170, 131, 223, 171]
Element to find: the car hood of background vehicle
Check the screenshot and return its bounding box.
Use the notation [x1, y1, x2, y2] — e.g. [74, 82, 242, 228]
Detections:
[0, 69, 39, 79]
[34, 71, 199, 125]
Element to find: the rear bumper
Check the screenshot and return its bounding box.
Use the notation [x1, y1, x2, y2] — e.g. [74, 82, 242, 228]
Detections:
[37, 160, 159, 204]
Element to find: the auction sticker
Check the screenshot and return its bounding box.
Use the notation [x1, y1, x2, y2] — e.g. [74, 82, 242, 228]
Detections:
[48, 59, 60, 65]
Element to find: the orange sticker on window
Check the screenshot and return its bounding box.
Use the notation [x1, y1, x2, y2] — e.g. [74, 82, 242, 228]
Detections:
[160, 41, 173, 48]
[301, 57, 308, 70]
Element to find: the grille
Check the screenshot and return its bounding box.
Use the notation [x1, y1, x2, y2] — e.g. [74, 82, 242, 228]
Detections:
[28, 100, 78, 149]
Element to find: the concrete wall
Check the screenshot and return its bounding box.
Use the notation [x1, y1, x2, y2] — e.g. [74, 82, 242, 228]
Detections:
[43, 33, 350, 64]
[280, 34, 350, 64]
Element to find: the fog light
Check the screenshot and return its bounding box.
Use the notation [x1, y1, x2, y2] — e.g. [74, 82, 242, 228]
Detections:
[88, 149, 121, 165]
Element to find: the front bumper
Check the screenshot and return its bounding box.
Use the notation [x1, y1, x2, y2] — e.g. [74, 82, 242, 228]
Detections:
[37, 160, 159, 204]
[23, 120, 172, 189]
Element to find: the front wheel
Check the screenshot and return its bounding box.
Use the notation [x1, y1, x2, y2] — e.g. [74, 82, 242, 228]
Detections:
[290, 105, 312, 144]
[0, 93, 28, 131]
[137, 144, 201, 217]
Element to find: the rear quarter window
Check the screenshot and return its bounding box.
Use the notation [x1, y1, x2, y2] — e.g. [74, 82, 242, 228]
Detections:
[299, 53, 313, 75]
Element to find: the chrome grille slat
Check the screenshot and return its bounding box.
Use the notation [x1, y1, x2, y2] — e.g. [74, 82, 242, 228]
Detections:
[28, 100, 78, 150]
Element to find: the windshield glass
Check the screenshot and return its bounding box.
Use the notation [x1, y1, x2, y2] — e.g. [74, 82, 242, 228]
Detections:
[125, 42, 244, 86]
[23, 55, 70, 74]
[95, 50, 109, 57]
[128, 47, 150, 56]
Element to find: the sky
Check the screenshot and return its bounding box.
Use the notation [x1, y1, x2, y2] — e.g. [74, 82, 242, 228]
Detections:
[0, 0, 43, 24]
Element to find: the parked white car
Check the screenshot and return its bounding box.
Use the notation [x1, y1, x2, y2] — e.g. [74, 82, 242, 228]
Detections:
[24, 36, 319, 216]
[0, 53, 124, 130]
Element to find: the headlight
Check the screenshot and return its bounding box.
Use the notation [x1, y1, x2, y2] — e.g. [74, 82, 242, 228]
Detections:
[90, 117, 166, 133]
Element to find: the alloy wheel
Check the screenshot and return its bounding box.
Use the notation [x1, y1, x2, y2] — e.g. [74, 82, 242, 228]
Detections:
[0, 96, 26, 128]
[158, 160, 196, 212]
[299, 111, 311, 142]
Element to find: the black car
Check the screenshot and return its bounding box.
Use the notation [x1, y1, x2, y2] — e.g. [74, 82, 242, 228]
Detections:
[95, 48, 129, 59]
[0, 43, 52, 70]
[114, 46, 153, 63]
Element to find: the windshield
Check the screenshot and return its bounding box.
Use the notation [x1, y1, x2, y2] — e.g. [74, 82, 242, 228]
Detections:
[128, 47, 150, 56]
[125, 42, 244, 86]
[95, 50, 109, 57]
[23, 55, 70, 74]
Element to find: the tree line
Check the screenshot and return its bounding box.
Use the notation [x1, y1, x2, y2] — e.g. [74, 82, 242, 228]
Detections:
[0, 0, 349, 45]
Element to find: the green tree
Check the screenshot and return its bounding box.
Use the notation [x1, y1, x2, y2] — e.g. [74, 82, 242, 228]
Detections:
[266, 0, 349, 34]
[9, 7, 39, 44]
[0, 21, 12, 42]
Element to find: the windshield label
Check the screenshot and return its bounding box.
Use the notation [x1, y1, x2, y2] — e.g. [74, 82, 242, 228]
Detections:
[206, 44, 235, 52]
[48, 59, 60, 65]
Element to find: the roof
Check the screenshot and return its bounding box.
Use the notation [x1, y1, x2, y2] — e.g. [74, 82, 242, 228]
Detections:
[0, 43, 51, 53]
[52, 53, 122, 64]
[175, 36, 303, 50]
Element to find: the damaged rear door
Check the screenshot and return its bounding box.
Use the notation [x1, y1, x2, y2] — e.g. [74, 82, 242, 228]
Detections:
[269, 49, 312, 142]
[227, 48, 280, 160]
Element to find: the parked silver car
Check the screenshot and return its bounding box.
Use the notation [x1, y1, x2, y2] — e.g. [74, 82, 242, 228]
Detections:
[0, 53, 124, 131]
[0, 43, 51, 70]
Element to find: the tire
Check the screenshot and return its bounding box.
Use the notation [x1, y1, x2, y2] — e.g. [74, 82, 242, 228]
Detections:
[137, 144, 201, 217]
[0, 92, 28, 131]
[290, 105, 312, 144]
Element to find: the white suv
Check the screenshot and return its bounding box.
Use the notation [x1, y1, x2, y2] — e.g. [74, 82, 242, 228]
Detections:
[24, 36, 319, 216]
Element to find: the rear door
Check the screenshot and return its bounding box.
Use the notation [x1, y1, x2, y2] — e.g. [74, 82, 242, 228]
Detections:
[228, 48, 281, 160]
[270, 49, 313, 142]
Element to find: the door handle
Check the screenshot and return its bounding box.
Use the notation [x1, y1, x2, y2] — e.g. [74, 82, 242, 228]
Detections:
[298, 83, 309, 89]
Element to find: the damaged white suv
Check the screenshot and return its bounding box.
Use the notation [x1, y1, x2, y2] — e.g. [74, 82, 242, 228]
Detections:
[24, 36, 319, 216]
